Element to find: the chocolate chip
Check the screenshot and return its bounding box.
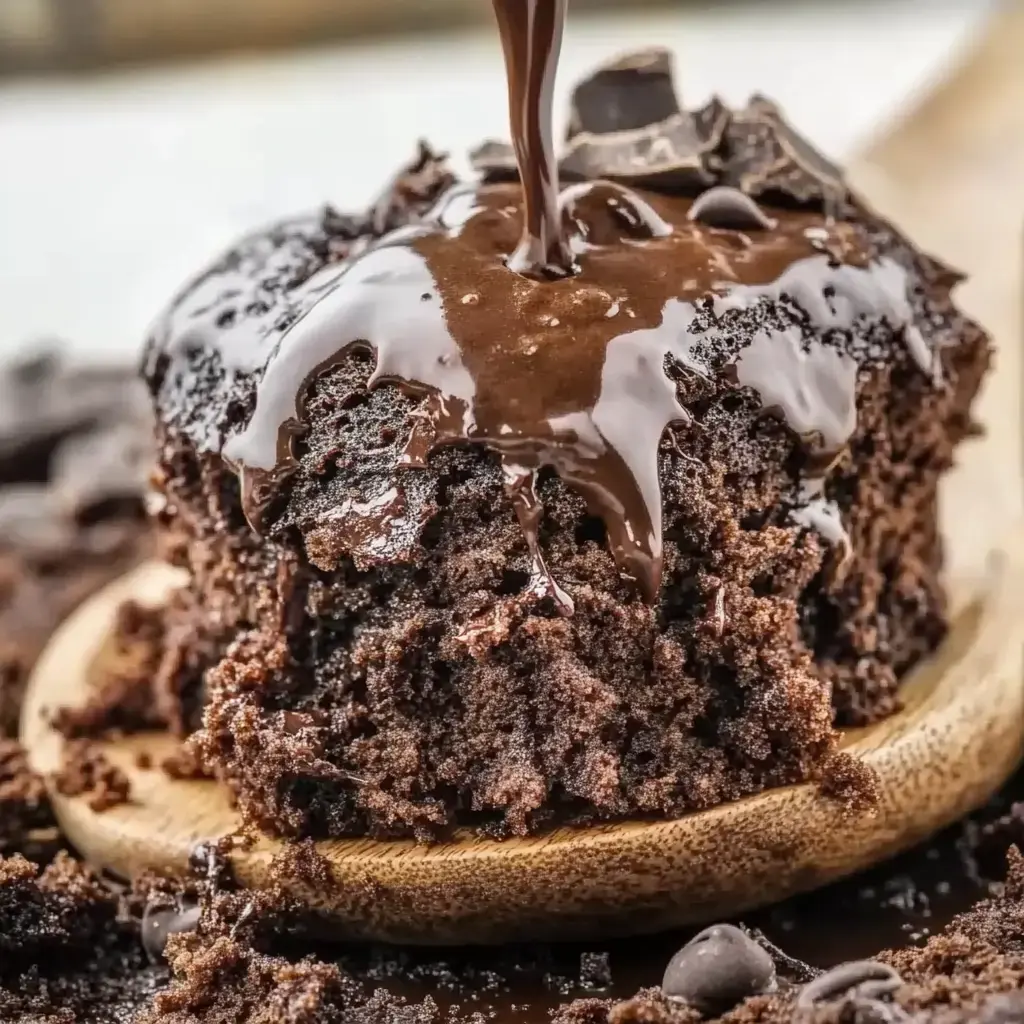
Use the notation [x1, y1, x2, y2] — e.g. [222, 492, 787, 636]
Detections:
[559, 97, 729, 193]
[688, 186, 777, 231]
[141, 900, 200, 963]
[662, 924, 777, 1016]
[724, 95, 846, 210]
[566, 48, 681, 138]
[796, 960, 902, 1008]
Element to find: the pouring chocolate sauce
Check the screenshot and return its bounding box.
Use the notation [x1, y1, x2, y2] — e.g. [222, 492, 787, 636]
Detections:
[492, 0, 574, 278]
[154, 7, 941, 610]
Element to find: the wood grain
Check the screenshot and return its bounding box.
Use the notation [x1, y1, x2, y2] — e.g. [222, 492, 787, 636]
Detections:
[19, 5, 1024, 946]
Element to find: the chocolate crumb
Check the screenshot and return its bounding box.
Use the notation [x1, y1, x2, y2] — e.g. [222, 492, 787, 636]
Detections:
[0, 737, 54, 849]
[581, 951, 614, 992]
[820, 752, 882, 812]
[52, 739, 131, 811]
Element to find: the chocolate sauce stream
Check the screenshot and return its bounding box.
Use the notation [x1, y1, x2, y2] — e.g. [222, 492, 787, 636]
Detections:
[492, 0, 573, 278]
[219, 179, 930, 607]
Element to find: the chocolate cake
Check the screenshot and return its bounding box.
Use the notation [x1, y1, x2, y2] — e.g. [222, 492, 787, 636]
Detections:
[139, 45, 989, 841]
[0, 339, 1020, 1024]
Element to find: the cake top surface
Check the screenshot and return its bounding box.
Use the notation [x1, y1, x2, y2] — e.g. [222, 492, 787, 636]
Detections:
[144, 47, 954, 606]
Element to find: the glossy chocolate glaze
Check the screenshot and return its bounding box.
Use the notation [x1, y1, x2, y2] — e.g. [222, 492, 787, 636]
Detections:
[217, 181, 927, 607]
[146, 26, 951, 611]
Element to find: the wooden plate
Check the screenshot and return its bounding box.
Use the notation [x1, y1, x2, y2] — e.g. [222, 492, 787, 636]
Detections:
[20, 538, 1024, 944]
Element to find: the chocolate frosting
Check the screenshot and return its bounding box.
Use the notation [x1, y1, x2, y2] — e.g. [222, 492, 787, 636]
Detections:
[146, 46, 949, 610]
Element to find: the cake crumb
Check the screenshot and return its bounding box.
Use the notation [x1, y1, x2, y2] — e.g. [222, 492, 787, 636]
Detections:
[53, 739, 131, 811]
[0, 737, 54, 849]
[819, 751, 881, 813]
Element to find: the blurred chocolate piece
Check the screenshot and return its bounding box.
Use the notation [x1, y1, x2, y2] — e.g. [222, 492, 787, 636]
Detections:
[367, 141, 456, 235]
[565, 47, 680, 138]
[0, 486, 76, 561]
[0, 345, 152, 736]
[559, 50, 726, 189]
[51, 422, 151, 519]
[0, 737, 54, 850]
[470, 138, 520, 180]
[724, 95, 846, 208]
[0, 348, 148, 481]
[141, 899, 201, 963]
[688, 186, 778, 230]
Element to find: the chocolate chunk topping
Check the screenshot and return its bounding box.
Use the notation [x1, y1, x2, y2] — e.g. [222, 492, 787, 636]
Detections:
[797, 960, 903, 1007]
[469, 138, 520, 180]
[566, 47, 681, 138]
[559, 99, 727, 192]
[0, 348, 148, 480]
[661, 924, 777, 1015]
[0, 486, 76, 559]
[688, 186, 778, 230]
[559, 50, 727, 192]
[474, 51, 849, 214]
[725, 95, 846, 208]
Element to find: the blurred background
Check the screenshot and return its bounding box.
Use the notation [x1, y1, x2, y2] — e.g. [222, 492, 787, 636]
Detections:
[0, 0, 998, 358]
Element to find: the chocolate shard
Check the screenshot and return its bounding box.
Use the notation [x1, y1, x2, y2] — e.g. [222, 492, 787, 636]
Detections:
[469, 139, 520, 181]
[566, 47, 681, 139]
[724, 95, 846, 209]
[366, 141, 456, 235]
[559, 96, 729, 192]
[688, 186, 777, 231]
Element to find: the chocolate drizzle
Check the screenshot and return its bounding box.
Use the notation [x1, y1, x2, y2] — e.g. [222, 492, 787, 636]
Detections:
[152, 50, 947, 611]
[492, 0, 572, 278]
[220, 180, 928, 605]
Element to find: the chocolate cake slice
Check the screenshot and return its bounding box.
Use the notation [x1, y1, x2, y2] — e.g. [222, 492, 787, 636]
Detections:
[141, 52, 989, 841]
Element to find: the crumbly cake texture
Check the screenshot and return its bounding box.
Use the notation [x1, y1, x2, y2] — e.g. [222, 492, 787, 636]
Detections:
[141, 57, 988, 840]
[0, 368, 1022, 1021]
[7, 826, 1024, 1023]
